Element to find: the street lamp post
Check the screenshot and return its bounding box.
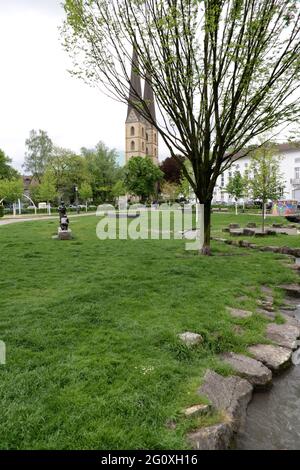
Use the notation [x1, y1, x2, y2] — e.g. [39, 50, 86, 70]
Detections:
[74, 185, 80, 215]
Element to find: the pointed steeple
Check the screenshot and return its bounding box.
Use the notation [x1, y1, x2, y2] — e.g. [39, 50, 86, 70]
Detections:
[126, 48, 143, 122]
[143, 72, 156, 124]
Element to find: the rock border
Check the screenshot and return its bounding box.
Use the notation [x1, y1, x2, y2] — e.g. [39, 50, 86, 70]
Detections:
[184, 245, 300, 450]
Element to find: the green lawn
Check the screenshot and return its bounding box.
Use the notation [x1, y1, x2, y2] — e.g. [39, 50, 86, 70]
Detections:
[0, 213, 297, 449]
[212, 212, 300, 248]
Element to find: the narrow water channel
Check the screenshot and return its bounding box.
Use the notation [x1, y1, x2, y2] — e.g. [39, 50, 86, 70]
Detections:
[236, 298, 300, 450]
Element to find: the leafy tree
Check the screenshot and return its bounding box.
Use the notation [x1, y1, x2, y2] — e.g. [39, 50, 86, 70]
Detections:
[0, 178, 23, 204]
[226, 171, 245, 215]
[79, 182, 93, 211]
[161, 181, 180, 203]
[160, 156, 184, 184]
[24, 130, 53, 182]
[112, 180, 127, 199]
[0, 149, 19, 180]
[81, 142, 122, 203]
[124, 157, 163, 203]
[37, 173, 58, 205]
[46, 146, 88, 201]
[245, 145, 285, 231]
[63, 0, 300, 254]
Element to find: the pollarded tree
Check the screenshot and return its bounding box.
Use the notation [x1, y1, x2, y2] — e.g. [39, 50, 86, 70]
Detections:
[226, 171, 245, 215]
[124, 156, 163, 203]
[245, 145, 285, 232]
[63, 0, 300, 254]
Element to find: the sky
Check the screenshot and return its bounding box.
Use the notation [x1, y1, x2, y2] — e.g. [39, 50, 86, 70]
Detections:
[0, 0, 168, 171]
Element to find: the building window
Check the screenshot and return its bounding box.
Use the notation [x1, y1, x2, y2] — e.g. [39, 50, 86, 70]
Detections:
[146, 133, 149, 141]
[154, 134, 156, 143]
[142, 127, 144, 137]
[295, 167, 300, 180]
[130, 126, 135, 136]
[221, 174, 225, 187]
[131, 141, 135, 151]
[146, 147, 149, 155]
[142, 142, 144, 151]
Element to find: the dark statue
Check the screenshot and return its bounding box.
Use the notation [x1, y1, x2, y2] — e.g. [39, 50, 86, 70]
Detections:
[58, 202, 69, 231]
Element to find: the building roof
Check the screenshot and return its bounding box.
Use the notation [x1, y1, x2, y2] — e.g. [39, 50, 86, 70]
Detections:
[143, 72, 156, 124]
[126, 48, 143, 122]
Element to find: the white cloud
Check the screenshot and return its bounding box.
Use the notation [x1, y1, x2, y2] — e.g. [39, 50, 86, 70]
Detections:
[0, 0, 169, 171]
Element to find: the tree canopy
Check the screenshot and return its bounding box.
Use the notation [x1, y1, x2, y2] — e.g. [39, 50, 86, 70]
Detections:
[62, 0, 300, 254]
[24, 130, 53, 182]
[0, 149, 19, 180]
[124, 156, 163, 202]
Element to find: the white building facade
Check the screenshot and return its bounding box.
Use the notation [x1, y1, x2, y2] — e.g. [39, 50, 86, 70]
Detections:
[213, 143, 300, 204]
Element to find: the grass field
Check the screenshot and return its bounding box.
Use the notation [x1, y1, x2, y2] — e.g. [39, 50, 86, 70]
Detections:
[0, 213, 298, 449]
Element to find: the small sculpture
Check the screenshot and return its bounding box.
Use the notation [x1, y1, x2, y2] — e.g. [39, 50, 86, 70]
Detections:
[57, 202, 72, 239]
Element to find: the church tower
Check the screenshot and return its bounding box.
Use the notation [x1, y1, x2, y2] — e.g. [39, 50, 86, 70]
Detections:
[143, 72, 159, 165]
[125, 50, 158, 164]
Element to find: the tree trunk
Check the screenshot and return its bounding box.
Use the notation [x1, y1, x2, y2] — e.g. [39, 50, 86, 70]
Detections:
[201, 199, 212, 256]
[262, 201, 265, 233]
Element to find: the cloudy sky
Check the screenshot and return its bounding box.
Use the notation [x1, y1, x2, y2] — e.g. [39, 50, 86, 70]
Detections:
[0, 0, 168, 171]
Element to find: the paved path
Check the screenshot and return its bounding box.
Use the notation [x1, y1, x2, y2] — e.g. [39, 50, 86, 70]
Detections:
[0, 212, 96, 227]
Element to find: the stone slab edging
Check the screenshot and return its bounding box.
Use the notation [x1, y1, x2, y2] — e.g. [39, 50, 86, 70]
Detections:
[212, 236, 300, 258]
[184, 255, 300, 450]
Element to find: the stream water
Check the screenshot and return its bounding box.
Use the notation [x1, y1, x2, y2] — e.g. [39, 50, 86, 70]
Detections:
[236, 296, 300, 450]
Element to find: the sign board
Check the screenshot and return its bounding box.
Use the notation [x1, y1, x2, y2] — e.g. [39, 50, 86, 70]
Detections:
[38, 202, 47, 210]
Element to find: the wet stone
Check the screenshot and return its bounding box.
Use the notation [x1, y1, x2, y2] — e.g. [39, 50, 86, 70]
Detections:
[198, 370, 253, 432]
[266, 323, 300, 350]
[188, 423, 232, 450]
[248, 344, 292, 372]
[221, 352, 272, 388]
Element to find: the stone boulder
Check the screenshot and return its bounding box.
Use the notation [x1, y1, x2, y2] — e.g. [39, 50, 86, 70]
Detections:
[229, 223, 240, 229]
[247, 223, 257, 228]
[226, 307, 253, 318]
[248, 344, 292, 371]
[183, 404, 211, 418]
[256, 308, 276, 321]
[188, 423, 232, 450]
[221, 352, 272, 388]
[178, 332, 203, 347]
[266, 323, 300, 350]
[280, 284, 300, 298]
[198, 370, 253, 432]
[243, 228, 255, 236]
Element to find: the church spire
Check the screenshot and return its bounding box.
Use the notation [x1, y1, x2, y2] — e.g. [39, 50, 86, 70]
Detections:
[126, 48, 143, 122]
[143, 72, 156, 124]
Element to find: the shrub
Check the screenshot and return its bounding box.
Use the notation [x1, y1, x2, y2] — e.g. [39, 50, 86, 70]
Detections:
[0, 205, 4, 218]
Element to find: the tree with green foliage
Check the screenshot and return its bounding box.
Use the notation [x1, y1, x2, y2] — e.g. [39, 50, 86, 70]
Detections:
[46, 146, 88, 202]
[81, 142, 122, 203]
[112, 180, 127, 200]
[124, 157, 163, 203]
[63, 0, 300, 254]
[161, 181, 180, 203]
[0, 178, 24, 215]
[37, 173, 58, 214]
[24, 130, 53, 182]
[79, 182, 93, 212]
[245, 145, 285, 232]
[0, 149, 19, 180]
[226, 171, 245, 215]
